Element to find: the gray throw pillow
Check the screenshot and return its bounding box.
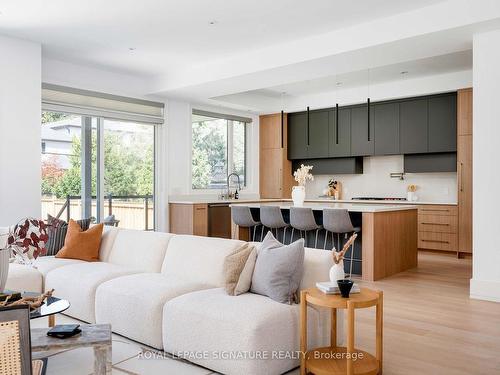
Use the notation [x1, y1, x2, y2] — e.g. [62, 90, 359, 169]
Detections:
[250, 232, 305, 304]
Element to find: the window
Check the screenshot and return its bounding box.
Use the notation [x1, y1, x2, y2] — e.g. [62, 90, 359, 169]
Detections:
[41, 111, 155, 230]
[191, 111, 249, 190]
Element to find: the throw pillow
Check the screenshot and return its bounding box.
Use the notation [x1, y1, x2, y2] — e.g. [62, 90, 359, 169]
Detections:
[45, 215, 92, 256]
[55, 220, 104, 262]
[250, 232, 305, 304]
[223, 243, 257, 296]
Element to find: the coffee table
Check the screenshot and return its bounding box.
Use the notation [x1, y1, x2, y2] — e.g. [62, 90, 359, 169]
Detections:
[4, 290, 70, 327]
[31, 324, 112, 375]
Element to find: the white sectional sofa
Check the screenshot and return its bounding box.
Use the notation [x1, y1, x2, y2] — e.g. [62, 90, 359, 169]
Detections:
[6, 227, 337, 375]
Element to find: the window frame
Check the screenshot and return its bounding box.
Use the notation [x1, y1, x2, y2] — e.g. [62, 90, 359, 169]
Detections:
[190, 112, 249, 192]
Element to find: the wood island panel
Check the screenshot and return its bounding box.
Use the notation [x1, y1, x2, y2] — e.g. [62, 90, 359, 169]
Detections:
[362, 209, 418, 281]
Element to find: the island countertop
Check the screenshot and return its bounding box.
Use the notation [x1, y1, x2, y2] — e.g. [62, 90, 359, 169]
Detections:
[230, 201, 419, 213]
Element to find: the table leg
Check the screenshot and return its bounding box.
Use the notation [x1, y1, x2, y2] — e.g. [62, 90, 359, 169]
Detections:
[376, 291, 384, 374]
[330, 308, 337, 347]
[300, 290, 307, 375]
[94, 345, 112, 375]
[347, 301, 355, 375]
[48, 315, 55, 327]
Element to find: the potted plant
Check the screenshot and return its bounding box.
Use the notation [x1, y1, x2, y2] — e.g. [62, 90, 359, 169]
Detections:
[292, 164, 314, 206]
[407, 184, 418, 202]
[329, 233, 357, 282]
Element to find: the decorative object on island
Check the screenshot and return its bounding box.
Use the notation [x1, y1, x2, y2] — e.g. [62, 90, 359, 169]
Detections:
[329, 233, 357, 282]
[6, 218, 48, 267]
[0, 289, 54, 310]
[407, 184, 418, 202]
[292, 164, 314, 206]
[327, 178, 341, 199]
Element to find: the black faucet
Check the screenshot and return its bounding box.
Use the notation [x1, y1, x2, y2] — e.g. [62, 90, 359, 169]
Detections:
[227, 173, 241, 199]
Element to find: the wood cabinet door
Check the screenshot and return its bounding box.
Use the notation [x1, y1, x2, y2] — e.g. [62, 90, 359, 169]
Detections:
[400, 98, 428, 154]
[260, 148, 283, 198]
[428, 94, 457, 152]
[287, 112, 308, 159]
[307, 110, 329, 158]
[373, 102, 400, 155]
[260, 114, 282, 150]
[457, 88, 472, 136]
[350, 105, 374, 156]
[458, 135, 472, 253]
[329, 107, 351, 157]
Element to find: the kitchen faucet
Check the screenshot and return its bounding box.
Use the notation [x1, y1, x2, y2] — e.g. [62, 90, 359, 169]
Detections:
[226, 173, 241, 199]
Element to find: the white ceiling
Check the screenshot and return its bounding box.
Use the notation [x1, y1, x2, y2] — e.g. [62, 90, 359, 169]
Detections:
[0, 0, 445, 76]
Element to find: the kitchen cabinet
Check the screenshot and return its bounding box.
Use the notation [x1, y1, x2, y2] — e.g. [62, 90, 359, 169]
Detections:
[287, 112, 308, 159]
[373, 102, 400, 155]
[428, 94, 457, 152]
[329, 107, 351, 157]
[169, 203, 208, 236]
[350, 104, 374, 156]
[260, 113, 294, 198]
[399, 98, 428, 154]
[417, 205, 458, 252]
[457, 88, 473, 255]
[308, 109, 330, 158]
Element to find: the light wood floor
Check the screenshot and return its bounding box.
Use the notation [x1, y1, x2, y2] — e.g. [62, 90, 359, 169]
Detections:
[351, 251, 500, 375]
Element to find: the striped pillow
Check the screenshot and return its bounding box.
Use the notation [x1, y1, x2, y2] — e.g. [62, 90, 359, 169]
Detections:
[45, 215, 91, 256]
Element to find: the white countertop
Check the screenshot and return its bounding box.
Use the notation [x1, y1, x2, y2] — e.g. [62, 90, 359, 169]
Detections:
[169, 197, 456, 206]
[231, 201, 419, 213]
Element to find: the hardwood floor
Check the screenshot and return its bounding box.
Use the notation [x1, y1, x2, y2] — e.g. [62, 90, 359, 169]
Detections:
[351, 251, 500, 375]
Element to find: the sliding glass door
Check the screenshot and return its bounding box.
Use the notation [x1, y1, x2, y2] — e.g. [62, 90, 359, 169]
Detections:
[41, 111, 155, 230]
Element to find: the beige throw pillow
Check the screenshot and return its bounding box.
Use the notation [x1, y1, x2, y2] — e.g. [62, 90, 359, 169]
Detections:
[223, 243, 257, 296]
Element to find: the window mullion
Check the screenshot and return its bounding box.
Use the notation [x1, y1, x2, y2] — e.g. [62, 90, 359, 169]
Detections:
[227, 120, 234, 175]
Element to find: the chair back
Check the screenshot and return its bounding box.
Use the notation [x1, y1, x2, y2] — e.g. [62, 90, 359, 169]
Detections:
[323, 209, 355, 233]
[290, 207, 320, 231]
[231, 206, 258, 227]
[0, 304, 32, 375]
[260, 206, 287, 228]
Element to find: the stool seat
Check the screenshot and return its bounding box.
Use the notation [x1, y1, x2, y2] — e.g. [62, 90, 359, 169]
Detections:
[290, 207, 323, 248]
[260, 206, 290, 243]
[231, 206, 261, 241]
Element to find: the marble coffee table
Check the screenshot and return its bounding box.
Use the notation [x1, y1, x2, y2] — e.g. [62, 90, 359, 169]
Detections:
[31, 324, 112, 374]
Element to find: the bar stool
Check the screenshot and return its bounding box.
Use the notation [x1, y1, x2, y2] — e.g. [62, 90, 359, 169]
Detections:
[260, 206, 291, 243]
[323, 208, 360, 277]
[290, 207, 323, 248]
[231, 206, 261, 242]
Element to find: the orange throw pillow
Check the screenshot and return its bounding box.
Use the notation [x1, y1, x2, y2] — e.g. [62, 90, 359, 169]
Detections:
[55, 220, 104, 262]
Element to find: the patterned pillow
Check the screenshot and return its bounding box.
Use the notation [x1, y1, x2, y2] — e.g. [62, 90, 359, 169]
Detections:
[45, 215, 91, 256]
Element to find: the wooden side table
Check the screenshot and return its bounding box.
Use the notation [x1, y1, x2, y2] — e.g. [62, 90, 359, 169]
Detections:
[300, 287, 383, 375]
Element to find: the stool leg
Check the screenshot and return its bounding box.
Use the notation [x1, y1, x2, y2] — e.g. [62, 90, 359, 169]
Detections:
[291, 228, 295, 243]
[260, 225, 265, 241]
[252, 226, 256, 242]
[283, 227, 287, 244]
[304, 230, 307, 247]
[349, 238, 355, 278]
[323, 230, 328, 249]
[314, 229, 319, 249]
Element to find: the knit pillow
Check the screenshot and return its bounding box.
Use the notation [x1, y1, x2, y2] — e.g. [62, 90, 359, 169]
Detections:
[223, 243, 257, 296]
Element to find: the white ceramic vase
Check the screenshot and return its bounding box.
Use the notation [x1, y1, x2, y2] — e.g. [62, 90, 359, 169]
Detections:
[0, 249, 10, 292]
[407, 192, 417, 202]
[292, 185, 306, 206]
[329, 261, 346, 283]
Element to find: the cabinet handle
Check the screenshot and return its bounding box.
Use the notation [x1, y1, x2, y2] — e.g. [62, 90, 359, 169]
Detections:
[421, 223, 450, 226]
[367, 98, 371, 142]
[421, 209, 450, 212]
[335, 103, 339, 145]
[459, 162, 464, 192]
[280, 110, 284, 149]
[421, 239, 450, 244]
[307, 106, 310, 146]
[195, 207, 206, 211]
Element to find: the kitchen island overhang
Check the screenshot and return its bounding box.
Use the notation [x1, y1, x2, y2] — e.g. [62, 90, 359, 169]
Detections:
[231, 201, 418, 281]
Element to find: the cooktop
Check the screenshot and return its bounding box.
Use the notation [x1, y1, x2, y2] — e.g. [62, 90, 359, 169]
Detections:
[351, 197, 407, 201]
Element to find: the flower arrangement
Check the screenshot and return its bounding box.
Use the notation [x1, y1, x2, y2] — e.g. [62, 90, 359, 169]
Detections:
[407, 184, 418, 192]
[7, 218, 48, 266]
[293, 164, 314, 186]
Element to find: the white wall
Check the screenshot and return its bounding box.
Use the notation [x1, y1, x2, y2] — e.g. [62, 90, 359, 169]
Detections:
[306, 155, 457, 203]
[0, 36, 41, 226]
[470, 30, 500, 302]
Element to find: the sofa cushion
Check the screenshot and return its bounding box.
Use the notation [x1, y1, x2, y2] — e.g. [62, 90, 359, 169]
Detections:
[6, 263, 43, 293]
[106, 229, 173, 272]
[161, 235, 244, 287]
[44, 262, 139, 322]
[95, 273, 208, 349]
[98, 226, 120, 262]
[34, 256, 85, 277]
[163, 288, 330, 375]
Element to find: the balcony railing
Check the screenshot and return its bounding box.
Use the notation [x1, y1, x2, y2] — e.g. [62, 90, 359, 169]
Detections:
[54, 194, 154, 230]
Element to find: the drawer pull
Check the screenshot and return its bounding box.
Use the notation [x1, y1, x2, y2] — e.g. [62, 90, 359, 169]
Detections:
[195, 207, 207, 210]
[421, 239, 450, 244]
[421, 209, 450, 212]
[420, 223, 450, 226]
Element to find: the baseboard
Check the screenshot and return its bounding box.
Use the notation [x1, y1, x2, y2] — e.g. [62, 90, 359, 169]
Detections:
[470, 279, 500, 302]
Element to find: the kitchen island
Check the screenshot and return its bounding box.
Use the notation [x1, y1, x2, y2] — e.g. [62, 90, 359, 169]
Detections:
[231, 201, 418, 281]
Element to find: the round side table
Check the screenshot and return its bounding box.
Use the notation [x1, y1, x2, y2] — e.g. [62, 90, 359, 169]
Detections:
[300, 287, 383, 375]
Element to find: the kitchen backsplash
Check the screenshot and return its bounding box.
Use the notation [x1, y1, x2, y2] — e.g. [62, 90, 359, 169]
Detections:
[305, 155, 457, 203]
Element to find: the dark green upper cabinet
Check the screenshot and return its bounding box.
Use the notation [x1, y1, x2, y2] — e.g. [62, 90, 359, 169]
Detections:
[399, 98, 428, 154]
[373, 102, 400, 155]
[428, 94, 457, 152]
[308, 110, 330, 158]
[350, 104, 374, 156]
[329, 107, 351, 157]
[287, 112, 308, 159]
